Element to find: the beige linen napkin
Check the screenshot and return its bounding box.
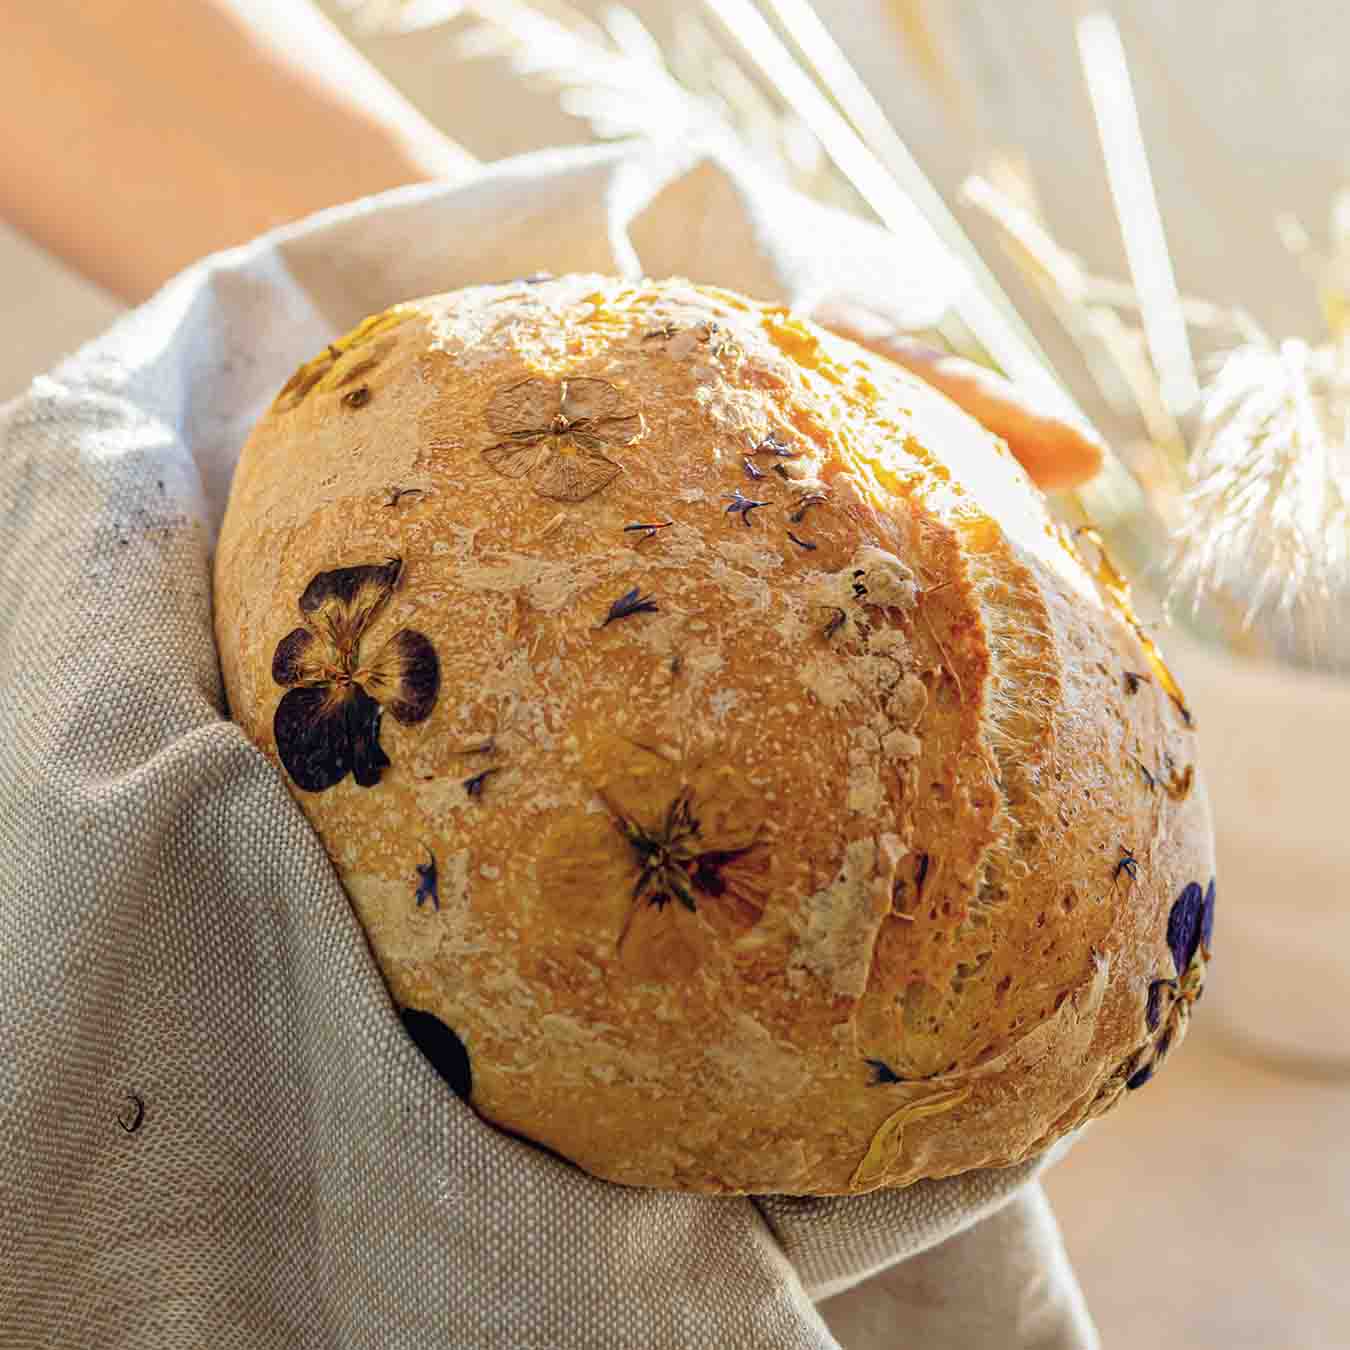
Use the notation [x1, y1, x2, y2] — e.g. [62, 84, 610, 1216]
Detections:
[0, 140, 1098, 1349]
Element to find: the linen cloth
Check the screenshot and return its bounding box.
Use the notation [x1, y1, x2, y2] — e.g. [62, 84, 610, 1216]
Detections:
[0, 140, 1099, 1349]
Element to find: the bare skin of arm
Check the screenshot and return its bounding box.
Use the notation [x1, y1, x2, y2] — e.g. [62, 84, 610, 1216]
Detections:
[0, 0, 475, 305]
[811, 297, 1104, 491]
[0, 2, 1099, 489]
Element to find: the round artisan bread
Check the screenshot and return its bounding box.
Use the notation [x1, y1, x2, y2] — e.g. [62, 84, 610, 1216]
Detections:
[213, 273, 1215, 1196]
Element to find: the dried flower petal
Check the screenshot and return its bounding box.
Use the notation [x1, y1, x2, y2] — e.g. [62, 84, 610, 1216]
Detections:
[849, 1088, 971, 1190]
[617, 897, 708, 982]
[299, 559, 403, 656]
[535, 734, 769, 980]
[481, 376, 639, 502]
[486, 378, 560, 435]
[401, 1007, 472, 1101]
[1163, 763, 1195, 801]
[585, 735, 681, 837]
[271, 558, 437, 794]
[683, 762, 760, 855]
[1167, 882, 1206, 975]
[1145, 978, 1174, 1032]
[482, 439, 546, 479]
[531, 446, 622, 501]
[273, 683, 389, 792]
[570, 417, 643, 451]
[538, 814, 637, 932]
[463, 767, 499, 799]
[865, 1058, 906, 1085]
[1201, 877, 1216, 952]
[601, 586, 659, 627]
[362, 629, 440, 724]
[343, 685, 392, 788]
[723, 489, 768, 525]
[271, 626, 328, 686]
[274, 686, 350, 792]
[415, 848, 439, 911]
[560, 377, 622, 423]
[273, 308, 411, 412]
[623, 521, 673, 544]
[1125, 1061, 1155, 1091]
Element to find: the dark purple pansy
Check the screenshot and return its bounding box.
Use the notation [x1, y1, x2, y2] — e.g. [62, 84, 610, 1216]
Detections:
[1131, 875, 1217, 1093]
[362, 629, 440, 723]
[401, 1007, 472, 1101]
[1200, 877, 1216, 952]
[1145, 978, 1174, 1032]
[298, 558, 404, 652]
[271, 558, 439, 793]
[274, 682, 390, 791]
[1126, 1060, 1155, 1091]
[1167, 881, 1206, 975]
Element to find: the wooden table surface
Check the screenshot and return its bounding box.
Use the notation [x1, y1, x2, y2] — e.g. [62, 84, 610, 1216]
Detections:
[818, 1016, 1350, 1349]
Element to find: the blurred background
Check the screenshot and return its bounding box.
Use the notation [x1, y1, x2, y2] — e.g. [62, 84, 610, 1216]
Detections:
[5, 2, 1349, 1345]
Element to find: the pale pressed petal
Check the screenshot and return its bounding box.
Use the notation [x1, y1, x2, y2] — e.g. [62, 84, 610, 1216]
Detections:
[559, 376, 622, 423]
[530, 447, 622, 502]
[573, 412, 644, 449]
[537, 813, 636, 934]
[299, 559, 403, 657]
[482, 438, 545, 480]
[685, 760, 762, 853]
[485, 378, 559, 435]
[849, 1088, 971, 1191]
[582, 733, 683, 838]
[362, 629, 440, 724]
[618, 899, 709, 983]
[691, 856, 767, 939]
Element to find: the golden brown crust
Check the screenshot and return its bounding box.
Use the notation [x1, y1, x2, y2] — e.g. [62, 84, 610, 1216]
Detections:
[214, 275, 1215, 1195]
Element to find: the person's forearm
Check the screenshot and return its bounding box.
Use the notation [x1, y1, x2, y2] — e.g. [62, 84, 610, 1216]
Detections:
[0, 0, 476, 304]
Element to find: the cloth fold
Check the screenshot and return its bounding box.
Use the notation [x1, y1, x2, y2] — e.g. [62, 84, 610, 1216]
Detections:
[0, 140, 1098, 1350]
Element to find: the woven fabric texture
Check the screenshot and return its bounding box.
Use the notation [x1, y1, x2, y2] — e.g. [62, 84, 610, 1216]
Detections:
[0, 142, 1098, 1350]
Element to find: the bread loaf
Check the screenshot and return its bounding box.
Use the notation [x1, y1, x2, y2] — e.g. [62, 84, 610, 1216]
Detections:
[213, 274, 1215, 1195]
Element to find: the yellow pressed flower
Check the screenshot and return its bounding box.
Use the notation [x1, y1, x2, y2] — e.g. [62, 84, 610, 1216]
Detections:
[539, 736, 767, 981]
[481, 377, 643, 503]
